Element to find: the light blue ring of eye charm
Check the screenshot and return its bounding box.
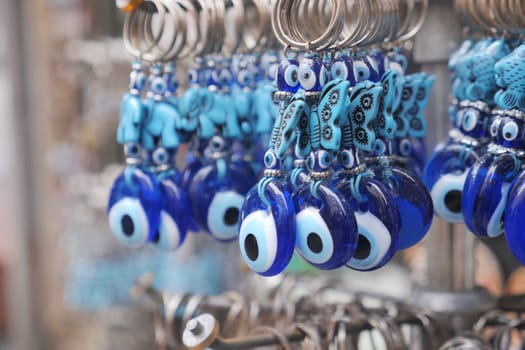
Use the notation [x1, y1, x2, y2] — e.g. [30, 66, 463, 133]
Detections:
[238, 180, 296, 276]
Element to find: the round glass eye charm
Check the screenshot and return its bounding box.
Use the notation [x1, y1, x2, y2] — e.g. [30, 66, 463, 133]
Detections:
[238, 181, 296, 276]
[107, 167, 161, 247]
[423, 144, 478, 223]
[298, 56, 325, 92]
[463, 153, 521, 238]
[189, 160, 251, 241]
[152, 175, 191, 251]
[386, 167, 434, 249]
[293, 184, 358, 270]
[330, 56, 353, 84]
[277, 58, 300, 93]
[339, 177, 401, 271]
[504, 171, 525, 264]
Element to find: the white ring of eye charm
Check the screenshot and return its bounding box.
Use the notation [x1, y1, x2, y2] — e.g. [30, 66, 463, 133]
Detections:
[319, 65, 329, 87]
[153, 211, 182, 251]
[108, 197, 150, 247]
[238, 210, 279, 273]
[347, 211, 391, 270]
[502, 121, 519, 141]
[490, 119, 500, 138]
[430, 171, 468, 223]
[353, 61, 371, 82]
[298, 64, 317, 90]
[207, 191, 245, 241]
[264, 150, 277, 168]
[151, 77, 167, 95]
[295, 208, 334, 265]
[462, 110, 478, 132]
[284, 65, 299, 87]
[331, 61, 348, 81]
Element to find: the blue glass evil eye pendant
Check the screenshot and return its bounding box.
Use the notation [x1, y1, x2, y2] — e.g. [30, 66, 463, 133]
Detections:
[504, 169, 525, 265]
[238, 84, 307, 275]
[108, 167, 161, 247]
[339, 174, 401, 271]
[152, 172, 191, 251]
[238, 167, 296, 276]
[189, 154, 251, 242]
[294, 178, 358, 270]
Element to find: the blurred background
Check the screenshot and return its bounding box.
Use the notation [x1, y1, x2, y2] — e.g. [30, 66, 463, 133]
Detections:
[0, 1, 523, 349]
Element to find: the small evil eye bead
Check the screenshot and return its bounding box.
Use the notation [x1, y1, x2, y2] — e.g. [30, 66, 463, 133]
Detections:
[353, 59, 371, 83]
[399, 138, 412, 157]
[502, 120, 520, 141]
[124, 142, 141, 160]
[150, 76, 168, 97]
[264, 149, 279, 170]
[460, 109, 479, 133]
[306, 152, 316, 171]
[129, 69, 147, 94]
[319, 64, 330, 87]
[317, 150, 333, 170]
[374, 139, 387, 156]
[298, 56, 322, 92]
[339, 149, 356, 169]
[490, 118, 501, 139]
[277, 59, 300, 93]
[107, 168, 161, 247]
[152, 148, 171, 166]
[331, 58, 350, 81]
[188, 68, 201, 87]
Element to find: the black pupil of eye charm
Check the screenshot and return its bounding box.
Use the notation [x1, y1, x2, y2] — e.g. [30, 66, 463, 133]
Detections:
[506, 132, 512, 139]
[307, 232, 323, 253]
[245, 234, 259, 261]
[121, 215, 134, 236]
[224, 207, 240, 226]
[445, 190, 462, 213]
[354, 235, 372, 259]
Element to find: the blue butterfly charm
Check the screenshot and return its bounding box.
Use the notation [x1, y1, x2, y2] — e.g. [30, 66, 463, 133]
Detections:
[272, 92, 306, 159]
[348, 81, 383, 152]
[309, 79, 351, 152]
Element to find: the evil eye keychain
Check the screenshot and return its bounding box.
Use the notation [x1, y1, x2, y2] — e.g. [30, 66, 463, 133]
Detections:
[292, 54, 358, 270]
[369, 72, 434, 251]
[238, 57, 305, 275]
[423, 40, 510, 223]
[336, 78, 401, 271]
[462, 42, 525, 239]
